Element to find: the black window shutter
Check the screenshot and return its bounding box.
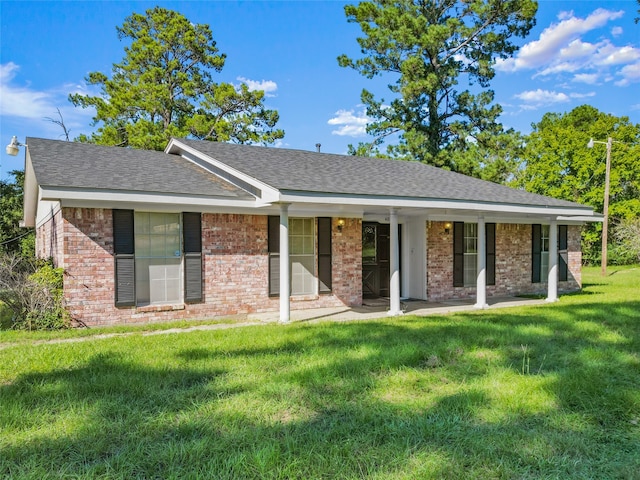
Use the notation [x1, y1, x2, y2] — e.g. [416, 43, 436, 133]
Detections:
[318, 217, 332, 293]
[486, 223, 496, 286]
[453, 222, 464, 287]
[268, 216, 280, 296]
[558, 225, 568, 282]
[183, 212, 203, 303]
[113, 209, 135, 307]
[532, 224, 542, 283]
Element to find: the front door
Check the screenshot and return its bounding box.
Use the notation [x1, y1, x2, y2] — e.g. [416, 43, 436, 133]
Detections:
[362, 222, 401, 298]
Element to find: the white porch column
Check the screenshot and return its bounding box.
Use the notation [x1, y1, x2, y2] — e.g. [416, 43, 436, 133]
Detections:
[474, 216, 488, 309]
[388, 208, 403, 316]
[546, 219, 559, 303]
[279, 203, 290, 322]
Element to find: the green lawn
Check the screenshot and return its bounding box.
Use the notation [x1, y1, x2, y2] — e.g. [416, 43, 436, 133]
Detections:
[1, 266, 639, 479]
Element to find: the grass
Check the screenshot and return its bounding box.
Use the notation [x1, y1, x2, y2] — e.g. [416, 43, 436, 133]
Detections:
[1, 266, 639, 479]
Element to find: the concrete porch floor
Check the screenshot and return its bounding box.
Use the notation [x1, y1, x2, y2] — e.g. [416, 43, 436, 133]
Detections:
[248, 296, 549, 324]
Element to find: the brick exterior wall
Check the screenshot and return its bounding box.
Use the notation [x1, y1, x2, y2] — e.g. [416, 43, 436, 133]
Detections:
[34, 208, 582, 326]
[36, 206, 64, 267]
[426, 221, 581, 301]
[40, 208, 362, 326]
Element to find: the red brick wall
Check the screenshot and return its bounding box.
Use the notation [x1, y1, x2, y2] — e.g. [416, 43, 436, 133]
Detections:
[58, 209, 362, 326]
[426, 222, 581, 301]
[36, 206, 64, 266]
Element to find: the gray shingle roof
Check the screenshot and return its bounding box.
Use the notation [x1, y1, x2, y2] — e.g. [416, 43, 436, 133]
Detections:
[26, 137, 252, 199]
[177, 139, 588, 210]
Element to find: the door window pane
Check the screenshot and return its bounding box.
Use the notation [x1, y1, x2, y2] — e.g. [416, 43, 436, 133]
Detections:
[362, 225, 377, 264]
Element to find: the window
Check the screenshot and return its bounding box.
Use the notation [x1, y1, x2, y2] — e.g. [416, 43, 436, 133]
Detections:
[463, 223, 478, 287]
[113, 210, 202, 307]
[268, 216, 332, 296]
[290, 218, 315, 295]
[540, 224, 550, 281]
[532, 224, 568, 283]
[453, 222, 496, 288]
[135, 212, 182, 305]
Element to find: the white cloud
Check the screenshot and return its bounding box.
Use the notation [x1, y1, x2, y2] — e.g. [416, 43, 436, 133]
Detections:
[512, 88, 597, 110]
[514, 89, 570, 105]
[0, 62, 55, 119]
[0, 62, 95, 140]
[572, 73, 600, 84]
[611, 26, 623, 37]
[496, 8, 625, 73]
[327, 107, 370, 137]
[236, 76, 278, 97]
[615, 62, 640, 86]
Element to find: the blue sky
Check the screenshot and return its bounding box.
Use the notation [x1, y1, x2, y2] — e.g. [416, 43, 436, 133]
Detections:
[1, 0, 639, 179]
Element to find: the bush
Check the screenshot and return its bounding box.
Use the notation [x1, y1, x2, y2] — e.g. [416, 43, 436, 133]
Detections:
[0, 252, 70, 330]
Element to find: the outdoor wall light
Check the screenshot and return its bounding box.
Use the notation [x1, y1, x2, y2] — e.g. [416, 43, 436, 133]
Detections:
[337, 218, 346, 232]
[5, 136, 26, 156]
[444, 222, 452, 234]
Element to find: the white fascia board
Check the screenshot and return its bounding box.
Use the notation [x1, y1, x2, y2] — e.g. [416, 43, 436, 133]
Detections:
[22, 151, 39, 227]
[166, 139, 281, 203]
[40, 187, 265, 212]
[278, 192, 596, 218]
[35, 200, 61, 229]
[557, 215, 603, 223]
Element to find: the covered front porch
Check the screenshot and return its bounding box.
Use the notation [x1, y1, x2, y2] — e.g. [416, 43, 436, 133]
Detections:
[251, 295, 550, 324]
[275, 202, 575, 323]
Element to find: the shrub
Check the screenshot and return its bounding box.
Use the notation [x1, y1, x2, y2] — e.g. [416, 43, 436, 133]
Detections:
[0, 252, 70, 330]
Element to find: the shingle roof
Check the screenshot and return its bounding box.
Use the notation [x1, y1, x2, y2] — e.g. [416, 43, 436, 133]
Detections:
[177, 139, 588, 210]
[26, 137, 252, 199]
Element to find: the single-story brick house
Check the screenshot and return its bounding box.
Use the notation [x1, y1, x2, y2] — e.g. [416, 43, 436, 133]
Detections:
[22, 137, 600, 326]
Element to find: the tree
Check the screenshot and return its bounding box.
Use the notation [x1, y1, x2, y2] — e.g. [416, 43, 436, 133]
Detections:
[70, 7, 284, 150]
[0, 170, 33, 256]
[517, 105, 640, 263]
[338, 0, 537, 171]
[614, 218, 640, 264]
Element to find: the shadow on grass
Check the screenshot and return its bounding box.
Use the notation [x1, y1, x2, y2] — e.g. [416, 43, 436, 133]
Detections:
[1, 299, 639, 479]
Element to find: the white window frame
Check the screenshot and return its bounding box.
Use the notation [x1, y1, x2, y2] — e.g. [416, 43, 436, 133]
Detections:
[463, 223, 478, 287]
[134, 212, 183, 306]
[289, 217, 316, 296]
[540, 224, 550, 281]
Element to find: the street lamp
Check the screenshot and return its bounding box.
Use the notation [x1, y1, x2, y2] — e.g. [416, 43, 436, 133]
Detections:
[5, 136, 26, 156]
[587, 137, 612, 277]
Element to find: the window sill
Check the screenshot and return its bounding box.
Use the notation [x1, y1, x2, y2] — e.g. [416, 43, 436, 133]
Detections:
[136, 303, 185, 313]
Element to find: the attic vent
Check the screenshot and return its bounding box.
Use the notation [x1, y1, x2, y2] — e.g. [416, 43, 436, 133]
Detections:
[316, 143, 321, 153]
[181, 151, 261, 197]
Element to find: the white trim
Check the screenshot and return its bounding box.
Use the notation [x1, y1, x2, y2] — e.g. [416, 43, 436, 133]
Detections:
[166, 139, 281, 203]
[278, 192, 596, 218]
[474, 217, 488, 309]
[388, 208, 402, 316]
[546, 220, 559, 303]
[279, 204, 290, 323]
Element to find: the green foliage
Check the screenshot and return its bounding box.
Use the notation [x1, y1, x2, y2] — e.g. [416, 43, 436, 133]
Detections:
[0, 170, 33, 255]
[339, 0, 537, 175]
[0, 253, 70, 330]
[517, 105, 640, 263]
[614, 217, 640, 264]
[70, 7, 284, 150]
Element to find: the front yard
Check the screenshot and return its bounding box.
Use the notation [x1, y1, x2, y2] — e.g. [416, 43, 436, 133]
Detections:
[1, 266, 639, 479]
